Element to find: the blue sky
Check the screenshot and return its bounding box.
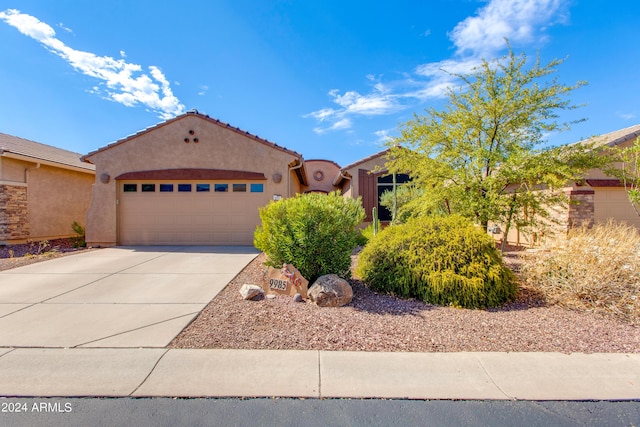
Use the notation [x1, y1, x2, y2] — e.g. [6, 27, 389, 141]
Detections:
[1, 0, 638, 166]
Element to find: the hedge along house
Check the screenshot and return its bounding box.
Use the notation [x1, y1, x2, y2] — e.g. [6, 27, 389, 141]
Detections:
[0, 133, 95, 245]
[81, 111, 307, 247]
[494, 123, 640, 246]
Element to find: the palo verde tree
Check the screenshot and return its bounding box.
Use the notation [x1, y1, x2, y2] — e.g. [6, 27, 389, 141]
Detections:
[616, 137, 640, 217]
[386, 47, 608, 245]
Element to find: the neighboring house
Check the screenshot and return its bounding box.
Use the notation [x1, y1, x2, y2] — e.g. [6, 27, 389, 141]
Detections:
[0, 133, 95, 245]
[335, 149, 410, 223]
[81, 111, 307, 246]
[497, 123, 640, 246]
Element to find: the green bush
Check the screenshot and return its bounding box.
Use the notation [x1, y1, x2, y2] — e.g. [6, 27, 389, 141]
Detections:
[355, 220, 381, 246]
[254, 191, 365, 282]
[356, 215, 517, 308]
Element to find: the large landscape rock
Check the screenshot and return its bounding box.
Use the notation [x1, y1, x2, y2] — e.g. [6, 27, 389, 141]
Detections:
[239, 284, 264, 300]
[308, 274, 353, 307]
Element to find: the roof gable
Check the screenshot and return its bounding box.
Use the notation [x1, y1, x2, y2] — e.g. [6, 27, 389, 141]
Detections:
[0, 132, 95, 172]
[82, 111, 302, 163]
[341, 148, 391, 172]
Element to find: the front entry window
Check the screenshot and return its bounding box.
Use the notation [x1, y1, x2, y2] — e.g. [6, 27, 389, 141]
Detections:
[377, 174, 411, 221]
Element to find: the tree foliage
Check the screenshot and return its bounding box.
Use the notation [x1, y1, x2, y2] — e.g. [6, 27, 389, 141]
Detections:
[616, 137, 640, 216]
[385, 48, 609, 241]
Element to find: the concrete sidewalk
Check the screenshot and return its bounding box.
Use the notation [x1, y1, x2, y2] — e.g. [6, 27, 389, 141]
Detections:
[0, 348, 638, 400]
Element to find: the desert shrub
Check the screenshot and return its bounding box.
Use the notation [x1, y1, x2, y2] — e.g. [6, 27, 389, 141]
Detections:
[355, 219, 381, 246]
[71, 221, 86, 248]
[356, 215, 517, 308]
[254, 191, 365, 282]
[519, 221, 640, 323]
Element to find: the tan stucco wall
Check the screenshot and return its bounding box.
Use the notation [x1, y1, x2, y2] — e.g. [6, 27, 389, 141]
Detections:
[27, 165, 94, 240]
[304, 160, 341, 193]
[84, 115, 301, 246]
[0, 157, 94, 243]
[1, 157, 30, 182]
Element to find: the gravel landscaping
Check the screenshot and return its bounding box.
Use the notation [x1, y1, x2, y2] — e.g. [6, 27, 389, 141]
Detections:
[0, 239, 91, 271]
[3, 242, 638, 353]
[170, 252, 640, 353]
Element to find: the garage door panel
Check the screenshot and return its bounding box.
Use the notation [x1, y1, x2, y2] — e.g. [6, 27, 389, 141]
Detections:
[118, 180, 267, 245]
[232, 232, 254, 244]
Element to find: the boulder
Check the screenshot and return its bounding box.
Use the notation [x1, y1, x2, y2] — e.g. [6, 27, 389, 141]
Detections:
[293, 293, 303, 303]
[240, 284, 264, 300]
[308, 274, 353, 307]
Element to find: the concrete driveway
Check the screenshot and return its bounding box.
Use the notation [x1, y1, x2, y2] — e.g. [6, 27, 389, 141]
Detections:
[0, 246, 259, 348]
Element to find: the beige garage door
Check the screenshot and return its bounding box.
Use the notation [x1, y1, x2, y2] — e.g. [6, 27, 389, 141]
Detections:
[593, 187, 640, 228]
[118, 180, 270, 245]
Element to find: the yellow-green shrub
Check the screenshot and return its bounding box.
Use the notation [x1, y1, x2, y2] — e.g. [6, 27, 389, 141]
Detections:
[357, 215, 517, 308]
[254, 192, 365, 282]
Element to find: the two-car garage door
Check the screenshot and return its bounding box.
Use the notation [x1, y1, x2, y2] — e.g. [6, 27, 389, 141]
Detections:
[118, 180, 271, 245]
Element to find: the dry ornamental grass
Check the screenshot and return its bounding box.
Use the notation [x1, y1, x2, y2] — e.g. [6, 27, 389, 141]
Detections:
[519, 221, 640, 324]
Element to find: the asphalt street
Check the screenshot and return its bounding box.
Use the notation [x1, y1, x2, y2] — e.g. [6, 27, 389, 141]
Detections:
[1, 398, 639, 427]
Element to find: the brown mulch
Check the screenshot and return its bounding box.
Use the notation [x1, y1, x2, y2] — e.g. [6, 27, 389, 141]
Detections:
[169, 252, 640, 353]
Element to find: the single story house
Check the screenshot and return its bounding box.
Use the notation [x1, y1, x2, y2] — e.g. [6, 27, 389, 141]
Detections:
[0, 132, 95, 244]
[81, 111, 307, 246]
[496, 123, 640, 246]
[5, 111, 638, 248]
[80, 111, 406, 246]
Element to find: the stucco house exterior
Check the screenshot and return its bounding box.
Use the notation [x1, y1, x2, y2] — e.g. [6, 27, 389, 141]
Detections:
[496, 123, 640, 246]
[0, 133, 95, 245]
[81, 111, 307, 246]
[7, 110, 636, 248]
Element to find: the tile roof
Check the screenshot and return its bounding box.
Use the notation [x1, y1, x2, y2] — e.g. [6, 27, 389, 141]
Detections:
[0, 132, 95, 172]
[340, 148, 392, 171]
[575, 123, 640, 148]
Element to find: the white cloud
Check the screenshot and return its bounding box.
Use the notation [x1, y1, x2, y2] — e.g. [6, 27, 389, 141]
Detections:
[618, 112, 636, 120]
[374, 129, 394, 145]
[450, 0, 567, 55]
[313, 118, 352, 134]
[0, 9, 185, 119]
[58, 22, 72, 33]
[305, 0, 570, 134]
[198, 85, 208, 96]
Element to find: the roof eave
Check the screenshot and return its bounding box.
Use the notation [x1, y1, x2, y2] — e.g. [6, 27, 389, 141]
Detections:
[1, 151, 95, 175]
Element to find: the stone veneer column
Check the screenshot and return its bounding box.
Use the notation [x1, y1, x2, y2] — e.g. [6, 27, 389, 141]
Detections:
[567, 189, 595, 229]
[0, 184, 29, 241]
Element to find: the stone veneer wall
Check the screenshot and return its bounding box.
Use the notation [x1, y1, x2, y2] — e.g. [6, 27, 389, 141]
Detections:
[0, 184, 29, 241]
[567, 189, 595, 229]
